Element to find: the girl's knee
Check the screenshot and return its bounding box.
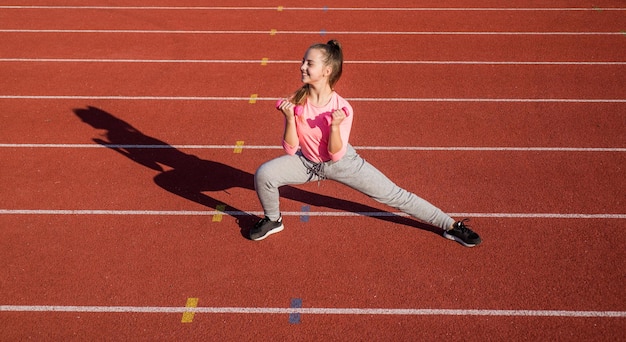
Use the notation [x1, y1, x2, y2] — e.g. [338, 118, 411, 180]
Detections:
[254, 161, 279, 189]
[254, 163, 269, 184]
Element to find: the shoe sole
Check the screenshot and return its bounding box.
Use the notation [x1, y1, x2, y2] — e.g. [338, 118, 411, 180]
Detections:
[251, 224, 284, 241]
[443, 232, 479, 247]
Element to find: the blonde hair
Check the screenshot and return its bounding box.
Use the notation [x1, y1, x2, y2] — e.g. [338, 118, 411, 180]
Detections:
[292, 40, 344, 105]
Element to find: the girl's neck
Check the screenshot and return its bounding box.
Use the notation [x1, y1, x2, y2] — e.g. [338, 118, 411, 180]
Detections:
[307, 83, 334, 107]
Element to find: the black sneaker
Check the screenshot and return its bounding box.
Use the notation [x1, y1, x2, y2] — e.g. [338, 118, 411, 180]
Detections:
[443, 219, 482, 247]
[249, 216, 284, 241]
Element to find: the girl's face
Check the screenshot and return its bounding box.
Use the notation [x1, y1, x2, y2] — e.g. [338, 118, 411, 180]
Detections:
[301, 48, 331, 86]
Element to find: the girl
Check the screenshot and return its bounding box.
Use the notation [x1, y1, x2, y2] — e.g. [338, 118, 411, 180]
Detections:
[251, 40, 481, 247]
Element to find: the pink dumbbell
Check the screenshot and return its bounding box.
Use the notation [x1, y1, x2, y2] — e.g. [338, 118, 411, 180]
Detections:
[275, 99, 303, 116]
[324, 107, 350, 125]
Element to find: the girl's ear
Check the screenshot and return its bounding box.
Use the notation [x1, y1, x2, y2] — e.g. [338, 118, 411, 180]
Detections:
[323, 65, 333, 77]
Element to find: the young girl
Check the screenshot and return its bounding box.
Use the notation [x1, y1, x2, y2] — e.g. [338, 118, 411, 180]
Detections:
[251, 40, 482, 247]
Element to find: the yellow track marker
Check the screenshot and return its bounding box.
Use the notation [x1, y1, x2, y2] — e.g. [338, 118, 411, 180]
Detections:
[213, 204, 226, 222]
[181, 298, 199, 323]
[249, 94, 258, 104]
[261, 57, 269, 66]
[270, 29, 277, 36]
[234, 140, 245, 153]
[277, 6, 284, 11]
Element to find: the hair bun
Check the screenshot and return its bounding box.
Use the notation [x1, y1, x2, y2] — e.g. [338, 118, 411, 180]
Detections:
[327, 39, 341, 50]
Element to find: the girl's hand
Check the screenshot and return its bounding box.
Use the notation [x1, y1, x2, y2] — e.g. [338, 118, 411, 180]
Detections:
[276, 99, 297, 120]
[328, 108, 348, 126]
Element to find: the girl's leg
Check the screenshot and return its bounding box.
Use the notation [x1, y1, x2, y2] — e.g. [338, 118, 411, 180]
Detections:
[326, 147, 455, 231]
[254, 153, 311, 221]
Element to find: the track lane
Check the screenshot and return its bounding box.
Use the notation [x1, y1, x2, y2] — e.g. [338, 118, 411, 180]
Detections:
[1, 215, 624, 317]
[1, 147, 623, 215]
[1, 33, 624, 62]
[2, 63, 624, 100]
[1, 101, 625, 149]
[6, 0, 626, 8]
[1, 6, 624, 32]
[0, 311, 623, 341]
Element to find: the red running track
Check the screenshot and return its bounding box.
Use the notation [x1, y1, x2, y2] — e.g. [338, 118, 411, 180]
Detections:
[1, 1, 625, 341]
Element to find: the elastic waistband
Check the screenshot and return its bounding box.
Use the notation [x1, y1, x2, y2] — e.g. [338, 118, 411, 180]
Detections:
[301, 144, 355, 165]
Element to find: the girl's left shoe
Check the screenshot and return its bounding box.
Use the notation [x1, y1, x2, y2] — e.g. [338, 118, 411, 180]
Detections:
[443, 219, 482, 247]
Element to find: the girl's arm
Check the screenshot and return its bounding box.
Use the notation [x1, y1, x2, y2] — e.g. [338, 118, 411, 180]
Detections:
[327, 108, 349, 157]
[283, 115, 299, 148]
[279, 101, 300, 154]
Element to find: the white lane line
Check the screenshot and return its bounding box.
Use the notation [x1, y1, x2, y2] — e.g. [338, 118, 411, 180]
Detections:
[1, 95, 624, 103]
[349, 97, 626, 103]
[0, 305, 624, 318]
[346, 60, 626, 65]
[1, 6, 625, 11]
[0, 210, 624, 219]
[0, 29, 622, 35]
[358, 147, 626, 152]
[1, 58, 624, 65]
[0, 144, 625, 152]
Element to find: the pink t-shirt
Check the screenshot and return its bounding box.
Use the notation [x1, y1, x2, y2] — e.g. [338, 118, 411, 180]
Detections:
[282, 92, 353, 163]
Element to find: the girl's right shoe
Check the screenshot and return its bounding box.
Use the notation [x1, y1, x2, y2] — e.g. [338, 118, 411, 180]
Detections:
[249, 216, 284, 241]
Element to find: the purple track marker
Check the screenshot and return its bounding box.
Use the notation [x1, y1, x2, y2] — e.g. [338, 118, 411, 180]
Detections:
[289, 298, 302, 324]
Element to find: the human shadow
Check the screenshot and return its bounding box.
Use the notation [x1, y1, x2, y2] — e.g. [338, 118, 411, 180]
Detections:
[74, 106, 441, 238]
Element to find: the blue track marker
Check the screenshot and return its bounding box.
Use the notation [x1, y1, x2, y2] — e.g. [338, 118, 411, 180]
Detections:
[289, 298, 302, 324]
[300, 205, 310, 222]
[320, 29, 326, 36]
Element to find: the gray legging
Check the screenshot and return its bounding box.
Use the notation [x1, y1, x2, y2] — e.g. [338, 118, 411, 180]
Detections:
[254, 145, 455, 230]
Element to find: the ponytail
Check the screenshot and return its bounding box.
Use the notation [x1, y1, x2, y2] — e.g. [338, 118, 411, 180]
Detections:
[325, 39, 343, 89]
[292, 84, 309, 105]
[291, 40, 344, 105]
